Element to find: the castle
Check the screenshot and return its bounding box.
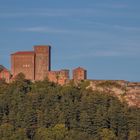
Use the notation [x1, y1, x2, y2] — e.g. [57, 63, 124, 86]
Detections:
[0, 45, 87, 85]
[0, 45, 140, 107]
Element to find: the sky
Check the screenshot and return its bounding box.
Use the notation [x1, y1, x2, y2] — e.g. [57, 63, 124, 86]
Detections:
[0, 0, 140, 81]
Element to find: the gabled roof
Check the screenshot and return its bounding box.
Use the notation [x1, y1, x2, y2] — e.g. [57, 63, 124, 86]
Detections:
[0, 65, 5, 72]
[0, 65, 10, 73]
[1, 68, 9, 72]
[11, 51, 34, 55]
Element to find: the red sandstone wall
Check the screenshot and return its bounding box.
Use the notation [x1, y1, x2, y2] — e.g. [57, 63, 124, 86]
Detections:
[47, 71, 59, 83]
[0, 69, 11, 83]
[11, 53, 35, 80]
[58, 70, 69, 85]
[47, 70, 69, 85]
[34, 46, 51, 81]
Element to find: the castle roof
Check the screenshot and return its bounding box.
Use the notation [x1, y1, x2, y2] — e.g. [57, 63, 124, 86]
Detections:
[11, 51, 34, 55]
[0, 65, 5, 72]
[0, 65, 9, 73]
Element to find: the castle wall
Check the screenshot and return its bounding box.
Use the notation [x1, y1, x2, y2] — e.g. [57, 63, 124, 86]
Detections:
[47, 69, 69, 85]
[58, 70, 69, 85]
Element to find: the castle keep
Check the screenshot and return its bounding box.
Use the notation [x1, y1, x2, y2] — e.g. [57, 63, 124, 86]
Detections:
[11, 45, 51, 81]
[0, 45, 87, 85]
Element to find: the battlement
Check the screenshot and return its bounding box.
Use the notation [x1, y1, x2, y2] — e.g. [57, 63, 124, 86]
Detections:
[34, 45, 51, 54]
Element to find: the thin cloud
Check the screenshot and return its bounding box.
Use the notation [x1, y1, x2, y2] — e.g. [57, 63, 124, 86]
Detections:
[0, 9, 87, 18]
[59, 50, 133, 60]
[0, 7, 133, 19]
[113, 25, 140, 32]
[15, 27, 74, 34]
[15, 26, 106, 34]
[0, 11, 67, 18]
[87, 21, 140, 32]
[58, 44, 140, 60]
[96, 3, 128, 9]
[0, 8, 76, 18]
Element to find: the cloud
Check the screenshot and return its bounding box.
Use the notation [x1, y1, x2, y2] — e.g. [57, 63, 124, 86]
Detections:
[15, 27, 75, 34]
[0, 9, 71, 18]
[17, 27, 57, 33]
[112, 25, 140, 32]
[58, 50, 133, 60]
[86, 21, 140, 32]
[15, 26, 107, 35]
[0, 6, 131, 19]
[96, 3, 128, 9]
[57, 43, 140, 60]
[15, 22, 140, 35]
[0, 9, 89, 18]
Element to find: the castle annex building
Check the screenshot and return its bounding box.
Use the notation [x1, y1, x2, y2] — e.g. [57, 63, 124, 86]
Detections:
[0, 45, 87, 85]
[0, 65, 11, 83]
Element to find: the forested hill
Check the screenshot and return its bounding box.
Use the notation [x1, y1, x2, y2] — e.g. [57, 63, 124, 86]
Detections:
[0, 74, 140, 140]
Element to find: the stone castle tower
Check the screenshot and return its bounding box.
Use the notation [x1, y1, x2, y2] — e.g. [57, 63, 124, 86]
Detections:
[73, 67, 87, 81]
[34, 45, 51, 80]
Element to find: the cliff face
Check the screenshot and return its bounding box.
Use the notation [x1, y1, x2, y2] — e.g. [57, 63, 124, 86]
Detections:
[88, 80, 140, 108]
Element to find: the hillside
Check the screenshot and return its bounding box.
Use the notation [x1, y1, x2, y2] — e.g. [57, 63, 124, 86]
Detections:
[0, 75, 139, 140]
[89, 80, 140, 108]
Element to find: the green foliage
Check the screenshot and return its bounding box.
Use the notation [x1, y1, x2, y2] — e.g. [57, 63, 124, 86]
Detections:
[11, 128, 29, 140]
[99, 128, 117, 140]
[35, 124, 68, 140]
[0, 77, 139, 140]
[128, 130, 140, 140]
[0, 123, 14, 139]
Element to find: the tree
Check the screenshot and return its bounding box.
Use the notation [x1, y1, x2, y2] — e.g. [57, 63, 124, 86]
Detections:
[11, 128, 29, 140]
[0, 123, 14, 139]
[34, 124, 68, 140]
[99, 128, 117, 140]
[128, 130, 140, 140]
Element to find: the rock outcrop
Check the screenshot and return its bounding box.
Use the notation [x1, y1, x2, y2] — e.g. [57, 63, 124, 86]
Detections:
[88, 80, 140, 108]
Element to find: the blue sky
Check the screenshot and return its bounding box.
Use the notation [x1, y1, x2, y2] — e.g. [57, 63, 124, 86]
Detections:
[0, 0, 140, 81]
